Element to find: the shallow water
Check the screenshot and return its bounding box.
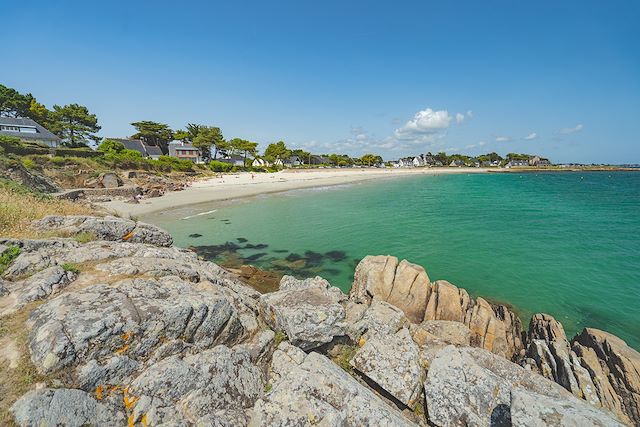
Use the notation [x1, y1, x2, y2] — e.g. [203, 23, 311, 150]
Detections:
[145, 171, 640, 349]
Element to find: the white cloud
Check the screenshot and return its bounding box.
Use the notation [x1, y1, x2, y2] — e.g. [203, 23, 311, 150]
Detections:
[560, 124, 583, 134]
[394, 108, 452, 141]
[495, 136, 511, 142]
[456, 113, 465, 124]
[466, 110, 473, 118]
[524, 132, 538, 140]
[478, 141, 486, 146]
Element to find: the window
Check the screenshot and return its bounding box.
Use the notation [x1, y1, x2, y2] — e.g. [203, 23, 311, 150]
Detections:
[1, 125, 20, 132]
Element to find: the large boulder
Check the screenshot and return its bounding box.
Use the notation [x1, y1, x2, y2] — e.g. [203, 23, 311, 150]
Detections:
[250, 343, 417, 426]
[510, 388, 625, 427]
[423, 345, 622, 427]
[259, 276, 347, 350]
[32, 215, 173, 247]
[11, 388, 126, 427]
[350, 255, 430, 323]
[350, 328, 423, 408]
[348, 299, 408, 342]
[128, 345, 263, 425]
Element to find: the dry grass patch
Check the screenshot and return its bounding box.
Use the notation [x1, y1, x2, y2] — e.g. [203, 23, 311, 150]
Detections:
[0, 301, 52, 425]
[0, 184, 94, 239]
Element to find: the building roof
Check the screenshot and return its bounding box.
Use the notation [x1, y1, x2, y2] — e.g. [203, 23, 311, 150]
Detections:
[0, 116, 60, 142]
[106, 138, 164, 157]
[145, 145, 163, 156]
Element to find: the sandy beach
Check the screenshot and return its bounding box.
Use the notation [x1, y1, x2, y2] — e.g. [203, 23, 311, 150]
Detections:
[98, 167, 490, 218]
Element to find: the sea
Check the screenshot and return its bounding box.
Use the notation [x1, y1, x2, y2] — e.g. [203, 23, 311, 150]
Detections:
[144, 171, 640, 349]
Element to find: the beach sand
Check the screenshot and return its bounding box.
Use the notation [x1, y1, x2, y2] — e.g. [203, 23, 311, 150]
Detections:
[99, 167, 490, 218]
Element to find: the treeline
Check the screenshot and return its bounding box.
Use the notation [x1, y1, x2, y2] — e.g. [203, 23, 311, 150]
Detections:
[1, 84, 387, 169]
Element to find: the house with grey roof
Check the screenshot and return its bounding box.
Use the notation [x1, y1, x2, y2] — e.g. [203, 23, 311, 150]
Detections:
[106, 138, 163, 159]
[0, 117, 60, 147]
[168, 141, 202, 163]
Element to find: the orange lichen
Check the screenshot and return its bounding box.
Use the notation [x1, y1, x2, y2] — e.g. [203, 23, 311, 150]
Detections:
[141, 414, 149, 427]
[121, 331, 133, 342]
[121, 231, 135, 241]
[358, 337, 367, 347]
[123, 388, 139, 410]
[115, 344, 130, 354]
[127, 414, 136, 427]
[95, 385, 105, 400]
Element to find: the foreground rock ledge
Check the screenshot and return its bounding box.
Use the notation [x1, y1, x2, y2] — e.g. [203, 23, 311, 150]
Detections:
[0, 217, 637, 426]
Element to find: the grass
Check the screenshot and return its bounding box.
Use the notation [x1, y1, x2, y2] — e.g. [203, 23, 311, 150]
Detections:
[0, 302, 52, 425]
[61, 263, 80, 274]
[0, 246, 20, 275]
[0, 180, 94, 238]
[73, 232, 97, 244]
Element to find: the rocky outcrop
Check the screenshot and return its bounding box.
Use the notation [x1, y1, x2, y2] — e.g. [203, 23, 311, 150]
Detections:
[11, 388, 126, 427]
[523, 313, 640, 425]
[0, 225, 633, 427]
[424, 345, 619, 426]
[259, 276, 347, 350]
[351, 255, 524, 359]
[32, 215, 173, 247]
[251, 343, 417, 426]
[0, 265, 76, 315]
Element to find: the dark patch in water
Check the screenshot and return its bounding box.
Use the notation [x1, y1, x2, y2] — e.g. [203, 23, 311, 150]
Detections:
[324, 268, 341, 275]
[245, 252, 268, 262]
[237, 237, 248, 243]
[273, 249, 288, 253]
[245, 243, 268, 250]
[191, 242, 241, 259]
[325, 250, 347, 262]
[304, 251, 324, 267]
[188, 233, 202, 238]
[286, 253, 303, 262]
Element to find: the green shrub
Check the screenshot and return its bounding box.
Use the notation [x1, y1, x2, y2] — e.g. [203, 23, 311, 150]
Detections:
[21, 158, 36, 170]
[73, 231, 96, 243]
[61, 263, 80, 274]
[209, 160, 233, 172]
[97, 139, 125, 153]
[0, 246, 21, 275]
[274, 330, 288, 346]
[155, 155, 194, 172]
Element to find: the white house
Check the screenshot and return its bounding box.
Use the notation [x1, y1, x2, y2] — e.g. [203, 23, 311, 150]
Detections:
[168, 141, 203, 163]
[252, 158, 271, 167]
[413, 156, 425, 167]
[0, 117, 61, 147]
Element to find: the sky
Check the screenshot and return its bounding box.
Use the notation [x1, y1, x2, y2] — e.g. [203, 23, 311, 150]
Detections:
[2, 1, 639, 163]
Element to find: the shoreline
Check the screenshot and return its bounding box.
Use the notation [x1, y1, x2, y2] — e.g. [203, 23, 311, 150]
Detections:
[98, 167, 490, 218]
[98, 166, 638, 218]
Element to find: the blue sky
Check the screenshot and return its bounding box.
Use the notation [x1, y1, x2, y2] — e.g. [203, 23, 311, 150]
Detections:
[3, 1, 639, 163]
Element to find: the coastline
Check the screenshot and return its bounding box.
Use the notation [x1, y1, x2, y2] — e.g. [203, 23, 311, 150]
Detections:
[98, 167, 490, 218]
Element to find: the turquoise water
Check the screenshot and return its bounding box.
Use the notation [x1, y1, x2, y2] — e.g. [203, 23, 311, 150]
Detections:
[145, 172, 640, 349]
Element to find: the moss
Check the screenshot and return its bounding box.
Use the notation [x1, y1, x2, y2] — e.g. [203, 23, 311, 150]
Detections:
[264, 383, 273, 393]
[331, 344, 358, 374]
[0, 246, 20, 275]
[274, 330, 288, 346]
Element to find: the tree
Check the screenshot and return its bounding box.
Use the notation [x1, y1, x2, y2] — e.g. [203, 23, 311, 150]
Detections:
[0, 84, 34, 117]
[193, 126, 224, 162]
[52, 103, 101, 147]
[230, 139, 258, 166]
[130, 121, 174, 154]
[264, 141, 290, 164]
[361, 153, 381, 167]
